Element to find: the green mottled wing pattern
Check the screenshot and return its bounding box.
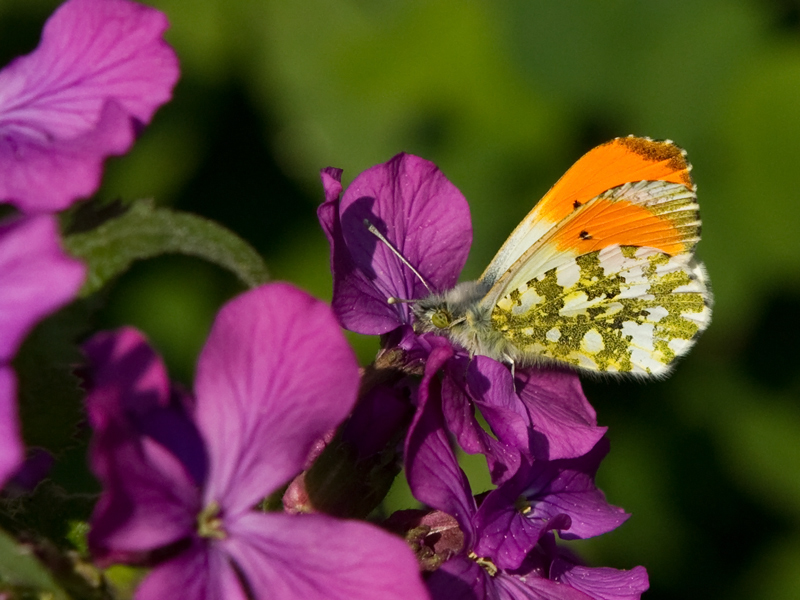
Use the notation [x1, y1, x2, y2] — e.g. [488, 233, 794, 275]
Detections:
[491, 245, 712, 375]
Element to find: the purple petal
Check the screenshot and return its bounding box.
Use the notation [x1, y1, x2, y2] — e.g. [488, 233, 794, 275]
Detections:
[552, 561, 649, 600]
[520, 440, 628, 541]
[135, 540, 248, 600]
[323, 154, 472, 334]
[84, 328, 171, 419]
[318, 166, 405, 334]
[88, 420, 201, 565]
[494, 573, 595, 600]
[474, 481, 571, 572]
[443, 355, 526, 484]
[0, 0, 179, 212]
[195, 283, 360, 516]
[0, 215, 84, 362]
[223, 512, 430, 600]
[318, 166, 344, 248]
[0, 367, 23, 490]
[426, 557, 492, 600]
[84, 328, 207, 485]
[427, 557, 592, 600]
[515, 369, 606, 461]
[85, 329, 202, 565]
[340, 154, 471, 296]
[405, 344, 477, 545]
[474, 440, 628, 571]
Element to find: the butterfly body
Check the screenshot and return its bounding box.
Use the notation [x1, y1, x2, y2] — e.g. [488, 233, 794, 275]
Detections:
[411, 136, 712, 376]
[413, 280, 505, 361]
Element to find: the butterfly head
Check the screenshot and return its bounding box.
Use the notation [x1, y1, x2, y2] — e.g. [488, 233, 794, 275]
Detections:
[429, 306, 455, 330]
[410, 281, 512, 361]
[412, 282, 482, 329]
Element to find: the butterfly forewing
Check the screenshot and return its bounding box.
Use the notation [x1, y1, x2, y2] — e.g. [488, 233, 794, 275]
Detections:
[480, 136, 695, 288]
[490, 245, 711, 375]
[481, 177, 701, 309]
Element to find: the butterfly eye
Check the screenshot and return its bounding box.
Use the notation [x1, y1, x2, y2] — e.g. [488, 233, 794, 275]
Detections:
[430, 309, 452, 329]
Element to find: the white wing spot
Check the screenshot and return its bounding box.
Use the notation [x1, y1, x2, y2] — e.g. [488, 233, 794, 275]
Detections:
[560, 291, 590, 316]
[513, 288, 544, 315]
[496, 297, 514, 312]
[618, 282, 650, 299]
[556, 260, 581, 288]
[645, 306, 669, 322]
[630, 347, 664, 373]
[621, 321, 655, 351]
[546, 327, 561, 342]
[581, 329, 605, 354]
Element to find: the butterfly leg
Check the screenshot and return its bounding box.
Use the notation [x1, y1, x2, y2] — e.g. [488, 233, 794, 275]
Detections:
[503, 353, 516, 379]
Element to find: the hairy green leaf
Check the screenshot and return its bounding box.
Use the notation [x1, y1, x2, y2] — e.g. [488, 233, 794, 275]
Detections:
[65, 200, 269, 295]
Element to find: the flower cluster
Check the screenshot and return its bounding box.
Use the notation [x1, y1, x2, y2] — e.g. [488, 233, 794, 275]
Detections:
[0, 1, 432, 597]
[0, 1, 653, 598]
[84, 284, 429, 599]
[318, 153, 650, 599]
[0, 0, 178, 489]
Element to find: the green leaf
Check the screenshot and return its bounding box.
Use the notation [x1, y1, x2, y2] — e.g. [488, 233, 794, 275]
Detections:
[13, 301, 94, 457]
[64, 200, 269, 295]
[0, 529, 68, 600]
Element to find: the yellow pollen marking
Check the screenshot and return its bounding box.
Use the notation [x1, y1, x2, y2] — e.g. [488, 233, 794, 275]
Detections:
[468, 552, 499, 577]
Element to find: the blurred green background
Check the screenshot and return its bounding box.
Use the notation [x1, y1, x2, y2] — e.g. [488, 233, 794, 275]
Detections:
[4, 0, 800, 598]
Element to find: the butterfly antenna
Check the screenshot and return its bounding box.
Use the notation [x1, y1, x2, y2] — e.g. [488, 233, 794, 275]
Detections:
[363, 219, 434, 297]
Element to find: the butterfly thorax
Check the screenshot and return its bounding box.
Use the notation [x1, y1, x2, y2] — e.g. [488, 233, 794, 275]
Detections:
[412, 281, 511, 360]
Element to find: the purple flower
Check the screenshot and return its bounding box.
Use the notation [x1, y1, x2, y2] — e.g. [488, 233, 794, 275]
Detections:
[405, 352, 647, 600]
[318, 156, 471, 335]
[319, 156, 606, 480]
[439, 348, 606, 483]
[0, 0, 179, 213]
[0, 216, 85, 488]
[85, 283, 430, 600]
[472, 440, 629, 571]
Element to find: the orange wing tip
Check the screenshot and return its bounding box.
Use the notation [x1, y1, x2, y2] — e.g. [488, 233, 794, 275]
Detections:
[616, 136, 694, 190]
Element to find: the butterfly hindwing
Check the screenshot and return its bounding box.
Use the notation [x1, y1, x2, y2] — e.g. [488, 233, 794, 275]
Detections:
[490, 245, 711, 375]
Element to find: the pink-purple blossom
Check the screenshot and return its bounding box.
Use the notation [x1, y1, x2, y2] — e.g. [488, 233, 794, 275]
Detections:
[0, 0, 179, 213]
[405, 350, 648, 600]
[0, 216, 85, 487]
[472, 440, 629, 571]
[0, 0, 173, 493]
[85, 283, 430, 600]
[318, 157, 471, 335]
[318, 155, 606, 482]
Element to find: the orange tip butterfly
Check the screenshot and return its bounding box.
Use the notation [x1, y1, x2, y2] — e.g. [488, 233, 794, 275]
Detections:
[410, 136, 712, 376]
